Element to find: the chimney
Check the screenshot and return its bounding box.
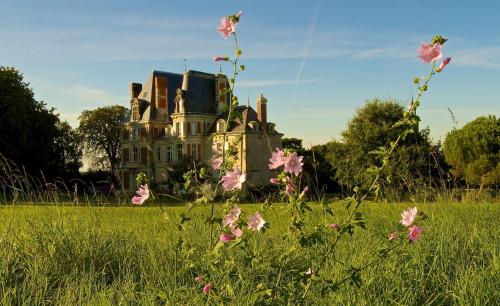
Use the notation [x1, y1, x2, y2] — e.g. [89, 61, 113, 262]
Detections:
[182, 72, 189, 91]
[130, 82, 142, 100]
[257, 94, 267, 128]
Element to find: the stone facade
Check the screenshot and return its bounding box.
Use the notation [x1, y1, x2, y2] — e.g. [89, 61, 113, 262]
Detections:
[120, 70, 282, 191]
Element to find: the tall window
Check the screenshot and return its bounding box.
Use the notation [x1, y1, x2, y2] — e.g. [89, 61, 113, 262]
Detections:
[167, 145, 173, 162]
[177, 144, 183, 160]
[131, 127, 139, 140]
[132, 146, 139, 162]
[191, 143, 197, 160]
[191, 122, 198, 135]
[217, 120, 225, 133]
[156, 146, 161, 161]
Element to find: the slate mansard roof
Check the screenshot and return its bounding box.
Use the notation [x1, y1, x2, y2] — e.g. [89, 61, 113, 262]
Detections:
[133, 70, 222, 122]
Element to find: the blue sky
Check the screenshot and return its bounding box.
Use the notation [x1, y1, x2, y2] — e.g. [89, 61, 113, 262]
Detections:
[1, 0, 499, 145]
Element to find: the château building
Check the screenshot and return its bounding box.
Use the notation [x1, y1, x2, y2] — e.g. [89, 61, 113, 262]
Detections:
[120, 70, 282, 191]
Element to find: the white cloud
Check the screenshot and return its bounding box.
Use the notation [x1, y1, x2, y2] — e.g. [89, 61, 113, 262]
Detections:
[453, 47, 500, 68]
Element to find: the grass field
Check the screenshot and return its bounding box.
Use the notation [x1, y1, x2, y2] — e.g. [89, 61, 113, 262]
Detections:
[0, 202, 498, 305]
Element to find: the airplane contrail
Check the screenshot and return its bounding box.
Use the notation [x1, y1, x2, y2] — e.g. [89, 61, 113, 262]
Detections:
[288, 0, 323, 113]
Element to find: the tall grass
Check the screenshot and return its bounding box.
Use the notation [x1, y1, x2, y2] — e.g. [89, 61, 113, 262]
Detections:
[0, 202, 498, 304]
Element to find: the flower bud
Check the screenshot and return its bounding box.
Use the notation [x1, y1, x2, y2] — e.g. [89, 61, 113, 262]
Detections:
[236, 49, 242, 56]
[213, 56, 229, 62]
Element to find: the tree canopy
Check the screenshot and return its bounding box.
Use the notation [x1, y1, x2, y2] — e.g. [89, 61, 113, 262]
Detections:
[78, 105, 128, 174]
[0, 66, 60, 176]
[443, 115, 499, 188]
[324, 98, 434, 198]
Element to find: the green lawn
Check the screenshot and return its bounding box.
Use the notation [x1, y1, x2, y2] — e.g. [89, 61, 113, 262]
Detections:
[0, 202, 498, 305]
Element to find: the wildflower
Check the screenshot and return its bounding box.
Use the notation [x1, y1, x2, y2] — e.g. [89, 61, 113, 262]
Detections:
[230, 226, 243, 238]
[213, 56, 229, 62]
[284, 176, 294, 195]
[408, 226, 423, 242]
[131, 184, 149, 205]
[417, 43, 443, 63]
[219, 233, 235, 243]
[270, 178, 279, 184]
[221, 167, 246, 191]
[298, 186, 309, 200]
[269, 148, 286, 170]
[400, 207, 417, 227]
[436, 57, 451, 72]
[212, 156, 223, 170]
[284, 152, 304, 175]
[248, 211, 265, 231]
[218, 14, 237, 39]
[202, 283, 212, 294]
[195, 275, 203, 283]
[329, 223, 340, 230]
[389, 231, 398, 241]
[223, 206, 241, 227]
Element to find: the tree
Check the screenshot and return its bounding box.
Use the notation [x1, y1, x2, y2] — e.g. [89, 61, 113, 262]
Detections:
[282, 137, 306, 155]
[78, 105, 128, 174]
[49, 120, 83, 178]
[443, 115, 499, 188]
[0, 66, 60, 176]
[325, 98, 433, 198]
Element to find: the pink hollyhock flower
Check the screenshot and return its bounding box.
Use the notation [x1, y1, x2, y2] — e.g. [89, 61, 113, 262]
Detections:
[408, 226, 423, 242]
[269, 148, 286, 170]
[221, 167, 246, 191]
[230, 226, 243, 238]
[218, 16, 236, 39]
[212, 156, 223, 170]
[400, 207, 417, 227]
[131, 184, 149, 205]
[270, 178, 279, 184]
[202, 283, 212, 294]
[219, 233, 235, 243]
[417, 43, 443, 63]
[284, 176, 294, 195]
[284, 152, 304, 176]
[213, 56, 229, 62]
[248, 211, 265, 232]
[223, 206, 241, 227]
[299, 186, 309, 199]
[329, 223, 340, 230]
[389, 231, 398, 241]
[195, 275, 203, 283]
[436, 57, 451, 72]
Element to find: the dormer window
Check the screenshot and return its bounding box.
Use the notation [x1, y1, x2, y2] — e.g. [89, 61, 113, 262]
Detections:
[217, 120, 226, 133]
[132, 101, 139, 121]
[248, 121, 259, 132]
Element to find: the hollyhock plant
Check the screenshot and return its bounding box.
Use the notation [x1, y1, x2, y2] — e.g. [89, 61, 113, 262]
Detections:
[270, 178, 279, 184]
[219, 233, 235, 243]
[284, 176, 294, 195]
[408, 226, 423, 242]
[213, 56, 229, 62]
[269, 148, 286, 170]
[212, 156, 223, 170]
[437, 57, 451, 72]
[223, 206, 241, 227]
[131, 184, 149, 205]
[195, 275, 203, 283]
[400, 207, 417, 227]
[202, 283, 212, 294]
[417, 43, 443, 63]
[248, 212, 265, 231]
[329, 223, 340, 230]
[218, 16, 235, 38]
[230, 226, 243, 238]
[284, 152, 304, 176]
[221, 167, 246, 191]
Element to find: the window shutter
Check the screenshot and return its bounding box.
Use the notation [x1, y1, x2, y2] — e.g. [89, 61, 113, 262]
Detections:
[186, 122, 191, 136]
[140, 127, 147, 139]
[187, 144, 191, 157]
[197, 144, 201, 160]
[141, 147, 148, 165]
[198, 122, 202, 135]
[122, 148, 129, 163]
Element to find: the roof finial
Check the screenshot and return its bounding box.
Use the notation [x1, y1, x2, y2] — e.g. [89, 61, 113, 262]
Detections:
[183, 59, 188, 73]
[219, 63, 222, 74]
[247, 96, 250, 107]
